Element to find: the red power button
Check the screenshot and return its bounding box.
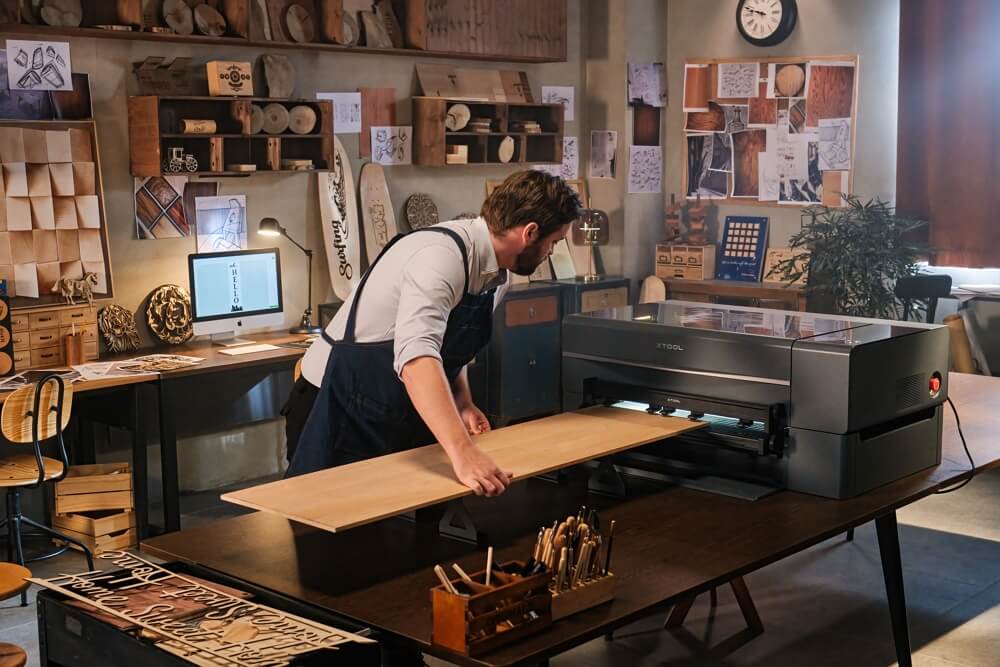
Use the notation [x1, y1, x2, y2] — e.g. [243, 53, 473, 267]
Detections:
[929, 374, 942, 396]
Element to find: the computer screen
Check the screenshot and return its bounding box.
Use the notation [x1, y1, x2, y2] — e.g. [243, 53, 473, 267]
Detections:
[189, 248, 283, 322]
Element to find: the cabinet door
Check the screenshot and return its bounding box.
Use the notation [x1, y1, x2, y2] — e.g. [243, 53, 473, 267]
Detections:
[498, 323, 561, 422]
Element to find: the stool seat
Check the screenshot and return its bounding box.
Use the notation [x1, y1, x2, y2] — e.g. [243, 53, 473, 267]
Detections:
[0, 455, 64, 487]
[0, 642, 26, 667]
[0, 563, 30, 601]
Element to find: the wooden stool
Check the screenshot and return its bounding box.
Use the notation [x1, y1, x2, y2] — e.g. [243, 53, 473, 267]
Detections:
[0, 643, 26, 667]
[0, 562, 31, 666]
[664, 576, 763, 635]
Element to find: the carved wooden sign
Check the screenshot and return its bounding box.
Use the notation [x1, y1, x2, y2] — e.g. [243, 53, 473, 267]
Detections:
[29, 551, 375, 666]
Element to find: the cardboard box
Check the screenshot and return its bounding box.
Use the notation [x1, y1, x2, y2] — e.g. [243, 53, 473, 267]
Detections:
[207, 61, 254, 97]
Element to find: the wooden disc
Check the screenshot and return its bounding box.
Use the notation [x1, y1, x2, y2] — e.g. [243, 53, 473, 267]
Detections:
[0, 300, 8, 320]
[193, 4, 227, 36]
[445, 104, 470, 131]
[285, 4, 315, 43]
[342, 12, 359, 46]
[405, 193, 439, 230]
[498, 136, 515, 163]
[250, 104, 265, 134]
[0, 353, 11, 376]
[40, 0, 82, 27]
[0, 325, 9, 349]
[162, 0, 194, 35]
[262, 103, 290, 134]
[289, 105, 317, 134]
[0, 641, 26, 667]
[775, 64, 805, 97]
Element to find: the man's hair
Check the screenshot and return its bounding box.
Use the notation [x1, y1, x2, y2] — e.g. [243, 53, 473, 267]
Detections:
[481, 170, 582, 238]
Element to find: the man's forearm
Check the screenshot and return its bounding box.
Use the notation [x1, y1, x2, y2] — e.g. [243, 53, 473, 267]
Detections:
[452, 365, 474, 409]
[401, 357, 473, 457]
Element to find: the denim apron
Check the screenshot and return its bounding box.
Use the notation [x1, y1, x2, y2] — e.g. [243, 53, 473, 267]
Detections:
[286, 227, 495, 477]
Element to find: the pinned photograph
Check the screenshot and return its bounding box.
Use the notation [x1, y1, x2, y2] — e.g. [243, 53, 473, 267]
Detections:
[589, 130, 618, 179]
[628, 145, 662, 194]
[316, 92, 361, 134]
[768, 62, 808, 99]
[195, 195, 247, 252]
[370, 126, 412, 166]
[627, 63, 666, 107]
[542, 86, 575, 122]
[6, 40, 72, 91]
[683, 64, 710, 112]
[717, 62, 759, 99]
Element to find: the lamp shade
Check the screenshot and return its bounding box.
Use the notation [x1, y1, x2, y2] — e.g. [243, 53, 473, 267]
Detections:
[258, 217, 283, 237]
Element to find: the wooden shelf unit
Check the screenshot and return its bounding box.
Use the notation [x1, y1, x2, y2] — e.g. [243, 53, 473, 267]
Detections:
[413, 97, 564, 167]
[0, 0, 566, 64]
[127, 96, 333, 178]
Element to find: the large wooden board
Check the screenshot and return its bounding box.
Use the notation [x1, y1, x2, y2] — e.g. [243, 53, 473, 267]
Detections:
[318, 137, 361, 301]
[358, 162, 398, 264]
[358, 87, 395, 158]
[221, 407, 706, 533]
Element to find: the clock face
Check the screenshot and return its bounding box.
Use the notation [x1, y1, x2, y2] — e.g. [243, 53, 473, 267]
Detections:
[740, 0, 783, 39]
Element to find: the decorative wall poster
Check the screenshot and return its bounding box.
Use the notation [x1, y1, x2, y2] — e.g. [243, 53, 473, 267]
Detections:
[683, 64, 710, 112]
[541, 85, 574, 122]
[685, 101, 725, 133]
[628, 145, 662, 194]
[588, 130, 618, 179]
[686, 134, 727, 199]
[370, 125, 411, 165]
[748, 80, 776, 127]
[768, 62, 809, 99]
[316, 92, 362, 134]
[717, 62, 758, 99]
[194, 195, 247, 252]
[818, 117, 851, 171]
[717, 216, 769, 282]
[779, 139, 822, 204]
[134, 176, 189, 239]
[627, 63, 666, 107]
[534, 136, 578, 181]
[632, 104, 661, 146]
[730, 129, 767, 198]
[6, 40, 71, 91]
[805, 62, 855, 128]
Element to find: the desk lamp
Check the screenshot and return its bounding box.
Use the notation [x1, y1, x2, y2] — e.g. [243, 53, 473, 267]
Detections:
[572, 209, 610, 283]
[258, 217, 321, 334]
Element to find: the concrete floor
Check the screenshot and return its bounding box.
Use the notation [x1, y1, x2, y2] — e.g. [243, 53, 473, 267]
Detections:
[5, 470, 1000, 666]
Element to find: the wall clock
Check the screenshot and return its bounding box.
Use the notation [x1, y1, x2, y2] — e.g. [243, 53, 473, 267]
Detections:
[736, 0, 798, 47]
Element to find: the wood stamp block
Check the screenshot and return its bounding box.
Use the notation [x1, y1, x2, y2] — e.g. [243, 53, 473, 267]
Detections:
[0, 128, 25, 163]
[48, 163, 75, 196]
[53, 197, 78, 230]
[68, 128, 93, 162]
[22, 130, 48, 164]
[5, 198, 30, 232]
[26, 164, 51, 196]
[56, 230, 80, 262]
[14, 262, 38, 299]
[29, 196, 55, 230]
[0, 233, 11, 266]
[78, 229, 103, 263]
[45, 130, 72, 163]
[32, 229, 58, 262]
[71, 162, 95, 195]
[3, 164, 28, 197]
[36, 261, 60, 294]
[74, 195, 100, 228]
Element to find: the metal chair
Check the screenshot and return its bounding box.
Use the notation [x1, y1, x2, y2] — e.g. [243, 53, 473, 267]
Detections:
[0, 375, 94, 605]
[895, 274, 953, 323]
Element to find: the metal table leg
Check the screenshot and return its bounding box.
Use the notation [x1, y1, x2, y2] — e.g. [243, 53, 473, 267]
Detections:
[876, 511, 911, 667]
[158, 378, 181, 533]
[131, 384, 150, 539]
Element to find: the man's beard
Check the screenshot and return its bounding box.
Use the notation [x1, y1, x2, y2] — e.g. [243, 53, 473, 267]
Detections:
[512, 240, 549, 276]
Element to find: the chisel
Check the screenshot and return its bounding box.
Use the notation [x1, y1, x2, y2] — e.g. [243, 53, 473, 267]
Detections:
[603, 520, 616, 576]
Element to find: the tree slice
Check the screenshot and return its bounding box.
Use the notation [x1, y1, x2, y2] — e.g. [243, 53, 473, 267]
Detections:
[445, 104, 470, 131]
[360, 10, 392, 49]
[162, 0, 194, 35]
[285, 4, 315, 43]
[374, 0, 403, 48]
[40, 0, 82, 27]
[262, 103, 290, 134]
[498, 136, 515, 163]
[250, 104, 265, 134]
[260, 54, 295, 98]
[193, 3, 227, 36]
[288, 105, 317, 135]
[405, 193, 439, 231]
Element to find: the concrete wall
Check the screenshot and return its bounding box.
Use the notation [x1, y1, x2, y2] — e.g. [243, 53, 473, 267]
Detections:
[664, 0, 901, 247]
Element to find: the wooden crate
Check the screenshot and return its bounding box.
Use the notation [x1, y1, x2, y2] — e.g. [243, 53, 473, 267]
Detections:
[655, 244, 717, 281]
[54, 463, 133, 515]
[52, 509, 136, 554]
[551, 572, 616, 620]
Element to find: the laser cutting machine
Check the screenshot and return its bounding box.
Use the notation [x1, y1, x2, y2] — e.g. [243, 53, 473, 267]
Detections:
[562, 302, 950, 499]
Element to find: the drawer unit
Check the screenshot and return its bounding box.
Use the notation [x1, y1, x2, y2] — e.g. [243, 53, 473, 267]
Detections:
[11, 330, 29, 351]
[30, 329, 61, 349]
[580, 286, 629, 313]
[12, 305, 100, 370]
[539, 277, 632, 318]
[59, 306, 97, 326]
[28, 311, 60, 330]
[31, 346, 64, 368]
[505, 296, 559, 327]
[655, 244, 716, 281]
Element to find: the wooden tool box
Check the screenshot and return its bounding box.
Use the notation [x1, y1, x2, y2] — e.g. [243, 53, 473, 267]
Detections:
[655, 244, 717, 281]
[11, 305, 99, 370]
[52, 463, 135, 554]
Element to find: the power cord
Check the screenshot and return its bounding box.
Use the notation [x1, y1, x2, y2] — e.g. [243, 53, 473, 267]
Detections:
[935, 397, 975, 494]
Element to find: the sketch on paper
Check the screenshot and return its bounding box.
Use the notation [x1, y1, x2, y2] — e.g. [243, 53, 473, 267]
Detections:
[818, 118, 851, 171]
[627, 63, 666, 107]
[317, 92, 361, 134]
[589, 130, 618, 179]
[542, 86, 574, 122]
[686, 134, 727, 199]
[717, 62, 758, 98]
[6, 40, 71, 91]
[722, 104, 749, 134]
[534, 136, 577, 180]
[370, 126, 412, 165]
[195, 195, 247, 253]
[628, 145, 662, 194]
[709, 132, 732, 172]
[758, 151, 779, 201]
[780, 140, 822, 204]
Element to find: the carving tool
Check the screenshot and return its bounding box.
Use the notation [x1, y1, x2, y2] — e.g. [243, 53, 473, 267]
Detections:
[434, 565, 459, 595]
[603, 520, 616, 575]
[532, 528, 544, 561]
[550, 534, 566, 569]
[452, 563, 475, 587]
[572, 541, 591, 588]
[485, 546, 494, 587]
[556, 547, 568, 592]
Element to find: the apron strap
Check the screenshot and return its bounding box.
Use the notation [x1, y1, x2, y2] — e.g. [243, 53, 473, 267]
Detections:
[341, 226, 471, 343]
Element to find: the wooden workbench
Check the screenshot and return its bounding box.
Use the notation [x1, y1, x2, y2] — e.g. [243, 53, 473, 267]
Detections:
[143, 373, 1000, 667]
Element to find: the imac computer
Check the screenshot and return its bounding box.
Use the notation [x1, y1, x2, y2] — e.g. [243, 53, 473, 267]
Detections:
[188, 248, 284, 345]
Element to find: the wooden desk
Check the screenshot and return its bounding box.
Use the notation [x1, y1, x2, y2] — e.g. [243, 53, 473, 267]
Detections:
[664, 278, 807, 311]
[142, 373, 1000, 667]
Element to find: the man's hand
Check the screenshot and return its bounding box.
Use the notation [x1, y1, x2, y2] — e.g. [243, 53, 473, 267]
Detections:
[451, 443, 513, 496]
[459, 404, 492, 435]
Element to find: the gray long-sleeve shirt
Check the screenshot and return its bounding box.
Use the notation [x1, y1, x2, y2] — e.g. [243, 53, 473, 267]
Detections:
[300, 217, 509, 387]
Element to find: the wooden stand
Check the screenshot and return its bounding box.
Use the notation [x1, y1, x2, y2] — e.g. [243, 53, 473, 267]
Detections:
[664, 576, 763, 635]
[551, 572, 616, 621]
[431, 562, 551, 657]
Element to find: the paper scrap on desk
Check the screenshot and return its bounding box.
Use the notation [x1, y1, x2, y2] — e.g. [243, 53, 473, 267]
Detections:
[717, 62, 759, 99]
[0, 370, 81, 389]
[72, 362, 150, 381]
[115, 354, 205, 373]
[541, 86, 574, 122]
[628, 145, 662, 194]
[818, 118, 851, 171]
[370, 126, 411, 166]
[7, 40, 72, 91]
[534, 136, 578, 180]
[317, 92, 362, 134]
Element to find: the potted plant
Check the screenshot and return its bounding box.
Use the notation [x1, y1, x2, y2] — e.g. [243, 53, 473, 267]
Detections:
[768, 195, 927, 318]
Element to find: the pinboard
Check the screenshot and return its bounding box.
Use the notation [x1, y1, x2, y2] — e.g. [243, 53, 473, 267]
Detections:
[358, 162, 398, 264]
[318, 136, 361, 302]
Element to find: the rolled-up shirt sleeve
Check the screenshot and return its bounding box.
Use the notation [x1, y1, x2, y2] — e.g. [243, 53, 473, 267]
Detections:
[393, 243, 466, 376]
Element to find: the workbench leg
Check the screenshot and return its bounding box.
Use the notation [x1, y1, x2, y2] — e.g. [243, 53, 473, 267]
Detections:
[876, 512, 912, 667]
[132, 385, 150, 540]
[663, 596, 696, 629]
[846, 527, 855, 542]
[710, 587, 718, 607]
[730, 576, 763, 634]
[158, 379, 181, 533]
